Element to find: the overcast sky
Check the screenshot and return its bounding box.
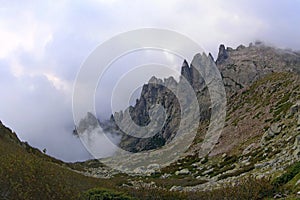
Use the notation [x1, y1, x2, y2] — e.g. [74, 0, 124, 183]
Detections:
[0, 0, 300, 162]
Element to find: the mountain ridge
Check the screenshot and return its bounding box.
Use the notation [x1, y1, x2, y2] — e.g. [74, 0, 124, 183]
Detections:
[100, 42, 300, 154]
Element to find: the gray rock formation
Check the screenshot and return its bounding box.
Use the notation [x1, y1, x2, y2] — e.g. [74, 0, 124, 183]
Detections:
[217, 43, 300, 94]
[78, 42, 300, 158]
[216, 44, 229, 65]
[104, 43, 300, 154]
[109, 56, 211, 153]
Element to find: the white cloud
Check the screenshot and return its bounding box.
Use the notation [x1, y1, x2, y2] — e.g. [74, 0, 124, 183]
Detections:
[44, 73, 71, 93]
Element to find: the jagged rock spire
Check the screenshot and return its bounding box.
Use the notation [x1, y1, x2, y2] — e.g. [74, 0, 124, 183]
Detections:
[216, 44, 228, 64]
[180, 59, 192, 84]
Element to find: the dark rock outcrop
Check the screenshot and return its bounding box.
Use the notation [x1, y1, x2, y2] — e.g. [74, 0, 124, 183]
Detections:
[107, 55, 212, 153]
[216, 44, 229, 65]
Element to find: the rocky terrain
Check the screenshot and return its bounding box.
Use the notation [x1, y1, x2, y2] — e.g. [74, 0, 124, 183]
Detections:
[74, 42, 300, 198]
[99, 42, 300, 154]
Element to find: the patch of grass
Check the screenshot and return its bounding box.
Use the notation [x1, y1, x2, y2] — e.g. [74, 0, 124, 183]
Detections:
[253, 111, 263, 119]
[272, 161, 300, 187]
[218, 165, 255, 180]
[146, 177, 208, 189]
[209, 164, 235, 178]
[123, 177, 274, 200]
[273, 101, 293, 118]
[81, 188, 134, 200]
[0, 123, 117, 200]
[161, 154, 201, 174]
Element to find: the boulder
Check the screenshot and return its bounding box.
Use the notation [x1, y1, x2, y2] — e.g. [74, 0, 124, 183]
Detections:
[202, 168, 214, 175]
[290, 101, 300, 115]
[293, 135, 300, 158]
[170, 186, 183, 192]
[175, 168, 190, 175]
[270, 123, 282, 135]
[242, 143, 256, 155]
[160, 173, 171, 179]
[295, 179, 300, 186]
[261, 123, 282, 144]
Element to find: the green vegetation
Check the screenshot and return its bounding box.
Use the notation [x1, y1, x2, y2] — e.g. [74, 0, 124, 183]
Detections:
[0, 122, 278, 200]
[0, 122, 281, 200]
[272, 161, 300, 187]
[0, 123, 117, 200]
[218, 165, 255, 180]
[200, 177, 274, 200]
[82, 188, 134, 200]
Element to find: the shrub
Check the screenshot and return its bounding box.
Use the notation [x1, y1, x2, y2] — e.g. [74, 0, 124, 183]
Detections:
[272, 161, 300, 187]
[192, 177, 274, 200]
[218, 165, 255, 180]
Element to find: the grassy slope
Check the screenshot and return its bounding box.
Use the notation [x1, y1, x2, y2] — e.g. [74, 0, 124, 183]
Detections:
[0, 123, 117, 200]
[0, 122, 194, 200]
[0, 118, 276, 200]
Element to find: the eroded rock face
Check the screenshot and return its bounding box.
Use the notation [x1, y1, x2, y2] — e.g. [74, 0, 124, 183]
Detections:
[217, 44, 300, 94]
[216, 44, 229, 65]
[110, 55, 211, 153]
[115, 77, 181, 152]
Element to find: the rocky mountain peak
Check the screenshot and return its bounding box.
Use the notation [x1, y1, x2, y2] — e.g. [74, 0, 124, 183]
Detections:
[217, 43, 300, 93]
[181, 59, 192, 83]
[77, 112, 99, 134]
[216, 44, 229, 64]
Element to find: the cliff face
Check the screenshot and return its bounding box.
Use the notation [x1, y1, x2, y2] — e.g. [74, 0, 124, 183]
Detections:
[217, 43, 300, 93]
[79, 43, 300, 154]
[109, 55, 213, 152]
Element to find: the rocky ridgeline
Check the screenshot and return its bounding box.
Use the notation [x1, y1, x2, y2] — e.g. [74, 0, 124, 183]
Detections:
[108, 42, 300, 153]
[76, 43, 300, 193]
[217, 42, 300, 93]
[112, 57, 211, 153]
[76, 43, 300, 154]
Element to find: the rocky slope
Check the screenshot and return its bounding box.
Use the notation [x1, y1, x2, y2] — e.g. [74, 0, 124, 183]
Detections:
[75, 43, 300, 198]
[103, 42, 300, 154]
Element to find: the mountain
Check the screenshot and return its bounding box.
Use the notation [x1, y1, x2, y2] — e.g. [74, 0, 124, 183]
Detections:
[75, 42, 300, 198]
[103, 42, 300, 154]
[4, 42, 300, 199]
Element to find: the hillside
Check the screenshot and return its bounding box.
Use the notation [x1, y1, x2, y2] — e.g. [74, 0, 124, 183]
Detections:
[0, 121, 284, 199]
[0, 121, 120, 199]
[76, 43, 300, 198]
